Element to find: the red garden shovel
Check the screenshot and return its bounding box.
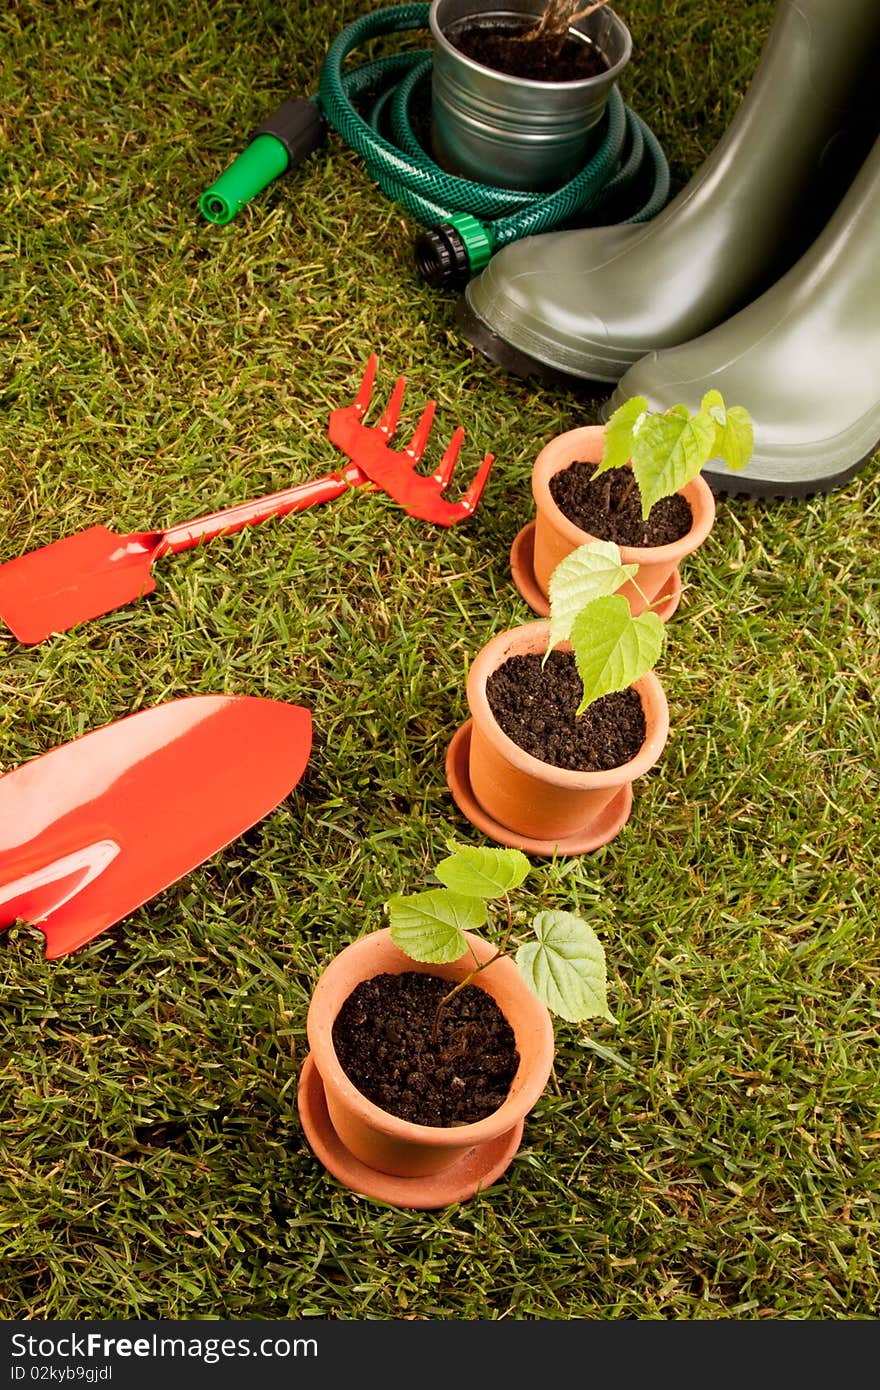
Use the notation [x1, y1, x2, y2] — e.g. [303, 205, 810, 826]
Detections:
[0, 694, 312, 958]
[0, 356, 494, 645]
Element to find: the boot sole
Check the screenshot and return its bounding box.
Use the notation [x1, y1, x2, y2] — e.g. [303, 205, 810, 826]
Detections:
[703, 445, 879, 500]
[455, 296, 613, 398]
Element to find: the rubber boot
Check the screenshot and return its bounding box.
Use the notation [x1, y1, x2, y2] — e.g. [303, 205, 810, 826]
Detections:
[603, 134, 880, 498]
[456, 0, 880, 389]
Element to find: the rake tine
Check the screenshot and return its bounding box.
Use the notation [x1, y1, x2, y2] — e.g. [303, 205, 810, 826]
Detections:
[403, 400, 437, 465]
[352, 353, 377, 419]
[457, 451, 496, 515]
[432, 425, 464, 490]
[376, 374, 407, 439]
[326, 356, 495, 526]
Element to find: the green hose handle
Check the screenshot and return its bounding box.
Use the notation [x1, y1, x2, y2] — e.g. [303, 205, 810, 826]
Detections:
[200, 99, 327, 225]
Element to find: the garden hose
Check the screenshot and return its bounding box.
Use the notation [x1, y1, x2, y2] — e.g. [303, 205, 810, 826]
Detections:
[199, 3, 670, 289]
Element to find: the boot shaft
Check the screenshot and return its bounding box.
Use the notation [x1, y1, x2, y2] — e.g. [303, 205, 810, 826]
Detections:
[458, 0, 880, 387]
[655, 0, 880, 279]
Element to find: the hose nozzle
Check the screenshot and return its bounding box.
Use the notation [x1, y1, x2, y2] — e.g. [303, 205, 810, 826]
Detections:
[199, 99, 327, 225]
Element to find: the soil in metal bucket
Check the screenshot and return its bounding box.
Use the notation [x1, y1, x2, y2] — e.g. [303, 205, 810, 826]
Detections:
[446, 17, 609, 82]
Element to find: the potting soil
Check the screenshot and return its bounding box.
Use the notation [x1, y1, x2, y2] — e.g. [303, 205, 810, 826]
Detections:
[487, 649, 646, 771]
[332, 971, 519, 1126]
[550, 460, 693, 547]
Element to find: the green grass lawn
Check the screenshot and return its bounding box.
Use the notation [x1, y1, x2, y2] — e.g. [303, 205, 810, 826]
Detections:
[1, 0, 877, 1319]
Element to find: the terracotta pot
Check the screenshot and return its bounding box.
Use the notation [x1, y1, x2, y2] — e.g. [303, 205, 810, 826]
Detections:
[511, 424, 716, 620]
[298, 927, 554, 1209]
[446, 620, 669, 856]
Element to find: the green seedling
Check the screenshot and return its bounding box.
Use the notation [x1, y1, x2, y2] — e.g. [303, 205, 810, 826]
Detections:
[544, 539, 665, 711]
[597, 390, 754, 518]
[387, 841, 613, 1035]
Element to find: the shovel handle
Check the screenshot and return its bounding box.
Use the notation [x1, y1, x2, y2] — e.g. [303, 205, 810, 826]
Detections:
[157, 469, 360, 556]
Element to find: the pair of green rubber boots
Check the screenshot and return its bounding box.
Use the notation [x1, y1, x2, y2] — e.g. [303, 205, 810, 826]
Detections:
[456, 0, 880, 498]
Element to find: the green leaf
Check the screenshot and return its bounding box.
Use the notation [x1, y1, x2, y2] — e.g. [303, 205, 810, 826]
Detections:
[701, 388, 727, 429]
[630, 408, 717, 518]
[569, 594, 665, 713]
[592, 395, 647, 477]
[516, 910, 614, 1023]
[713, 404, 754, 472]
[388, 889, 487, 964]
[546, 541, 638, 653]
[436, 842, 530, 898]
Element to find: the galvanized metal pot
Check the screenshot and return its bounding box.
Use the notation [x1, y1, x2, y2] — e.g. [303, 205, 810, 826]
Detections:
[429, 0, 631, 191]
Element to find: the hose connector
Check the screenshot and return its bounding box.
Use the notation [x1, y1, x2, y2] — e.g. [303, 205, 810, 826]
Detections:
[414, 213, 493, 289]
[199, 99, 327, 225]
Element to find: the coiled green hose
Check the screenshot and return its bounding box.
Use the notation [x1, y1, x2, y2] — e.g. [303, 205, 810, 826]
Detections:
[200, 3, 670, 285]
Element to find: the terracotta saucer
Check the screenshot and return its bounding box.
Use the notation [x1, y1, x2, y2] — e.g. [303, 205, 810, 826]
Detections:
[509, 520, 683, 622]
[444, 720, 634, 857]
[297, 1053, 524, 1209]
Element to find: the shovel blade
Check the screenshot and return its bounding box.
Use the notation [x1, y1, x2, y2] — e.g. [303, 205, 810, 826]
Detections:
[0, 526, 162, 644]
[0, 695, 313, 958]
[0, 840, 121, 927]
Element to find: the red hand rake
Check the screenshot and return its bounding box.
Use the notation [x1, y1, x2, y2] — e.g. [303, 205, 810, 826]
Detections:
[0, 356, 494, 645]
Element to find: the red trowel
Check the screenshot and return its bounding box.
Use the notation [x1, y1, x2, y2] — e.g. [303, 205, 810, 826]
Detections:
[0, 694, 312, 959]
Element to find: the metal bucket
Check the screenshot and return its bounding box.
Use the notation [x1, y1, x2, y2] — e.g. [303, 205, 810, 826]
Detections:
[429, 0, 632, 191]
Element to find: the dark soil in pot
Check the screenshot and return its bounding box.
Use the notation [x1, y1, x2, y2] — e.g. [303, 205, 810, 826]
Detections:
[332, 971, 519, 1126]
[487, 648, 645, 770]
[550, 460, 693, 547]
[446, 17, 608, 82]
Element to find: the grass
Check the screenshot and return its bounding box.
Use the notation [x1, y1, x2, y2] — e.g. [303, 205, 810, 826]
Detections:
[1, 0, 878, 1321]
